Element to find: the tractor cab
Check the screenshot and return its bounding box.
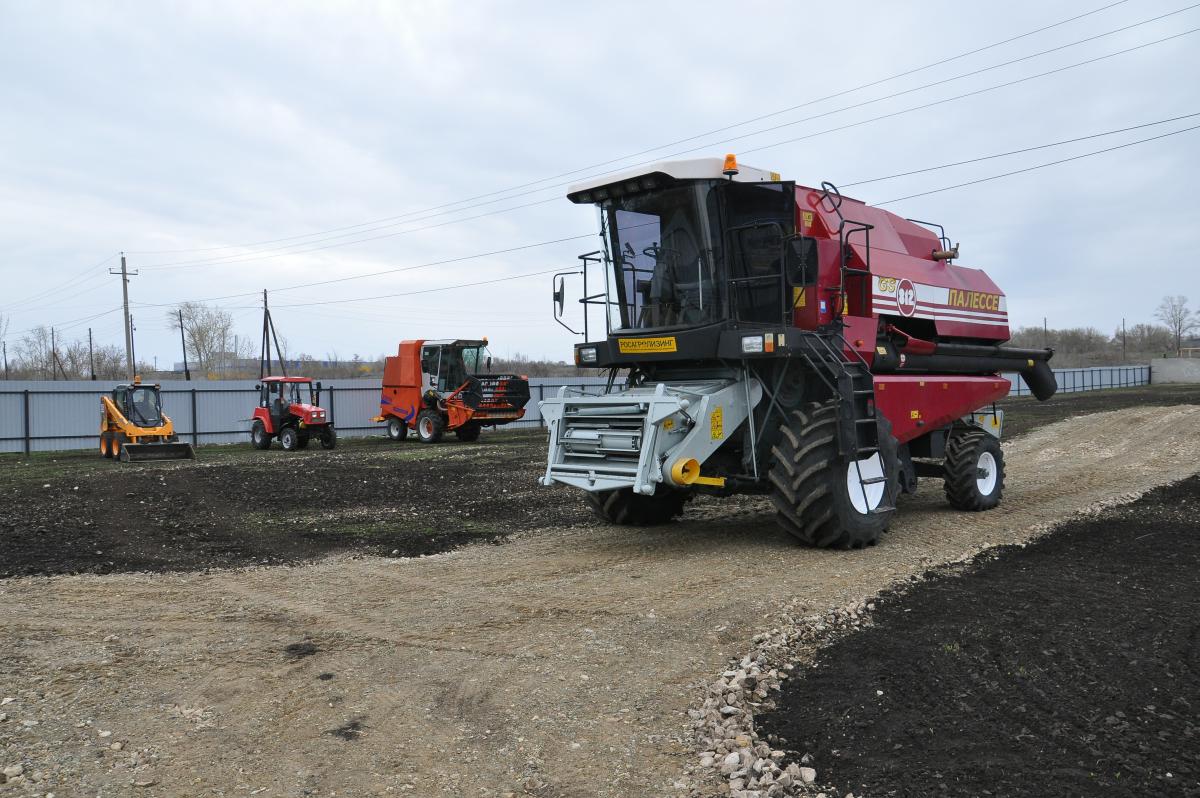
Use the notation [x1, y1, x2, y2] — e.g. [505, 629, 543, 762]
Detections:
[418, 339, 491, 398]
[258, 376, 323, 426]
[112, 380, 164, 429]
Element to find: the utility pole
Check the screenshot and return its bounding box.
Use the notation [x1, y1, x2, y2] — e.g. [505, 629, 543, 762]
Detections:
[1122, 317, 1127, 362]
[110, 253, 138, 379]
[88, 328, 96, 380]
[50, 326, 56, 380]
[178, 308, 191, 380]
[130, 315, 137, 376]
[1043, 317, 1048, 349]
[2, 340, 7, 380]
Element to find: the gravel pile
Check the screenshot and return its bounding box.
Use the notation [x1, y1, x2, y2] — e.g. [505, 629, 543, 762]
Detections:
[680, 598, 882, 798]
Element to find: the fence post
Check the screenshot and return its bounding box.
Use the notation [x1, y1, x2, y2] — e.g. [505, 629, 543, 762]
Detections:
[22, 389, 30, 455]
[328, 386, 335, 425]
[538, 384, 545, 427]
[190, 388, 199, 447]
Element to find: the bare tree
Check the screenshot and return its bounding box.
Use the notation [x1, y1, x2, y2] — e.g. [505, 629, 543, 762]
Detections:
[168, 302, 246, 377]
[1155, 296, 1196, 354]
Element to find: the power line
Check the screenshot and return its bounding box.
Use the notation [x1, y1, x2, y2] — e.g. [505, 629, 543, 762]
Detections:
[876, 123, 1200, 204]
[133, 13, 1200, 272]
[842, 111, 1200, 187]
[121, 0, 1134, 259]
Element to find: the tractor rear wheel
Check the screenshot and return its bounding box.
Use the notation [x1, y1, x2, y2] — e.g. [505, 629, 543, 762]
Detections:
[279, 426, 299, 451]
[768, 400, 899, 549]
[455, 422, 481, 442]
[386, 416, 408, 441]
[320, 427, 338, 450]
[416, 410, 444, 444]
[943, 428, 1005, 511]
[251, 421, 271, 450]
[585, 487, 691, 526]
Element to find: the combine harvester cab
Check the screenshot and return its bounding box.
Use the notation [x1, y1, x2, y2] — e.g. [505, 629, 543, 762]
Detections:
[374, 339, 531, 443]
[250, 376, 337, 451]
[540, 155, 1057, 547]
[100, 377, 196, 462]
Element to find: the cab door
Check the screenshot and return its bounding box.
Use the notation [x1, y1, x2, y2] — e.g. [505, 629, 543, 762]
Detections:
[721, 181, 796, 326]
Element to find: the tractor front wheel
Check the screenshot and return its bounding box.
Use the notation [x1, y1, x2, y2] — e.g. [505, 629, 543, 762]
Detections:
[320, 427, 338, 450]
[251, 421, 271, 450]
[585, 487, 691, 526]
[455, 422, 481, 442]
[386, 416, 409, 441]
[943, 428, 1005, 511]
[769, 400, 899, 549]
[416, 410, 444, 444]
[279, 426, 299, 451]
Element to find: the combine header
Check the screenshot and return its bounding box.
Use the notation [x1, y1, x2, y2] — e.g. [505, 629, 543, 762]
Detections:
[540, 155, 1056, 547]
[373, 339, 530, 442]
[100, 378, 196, 462]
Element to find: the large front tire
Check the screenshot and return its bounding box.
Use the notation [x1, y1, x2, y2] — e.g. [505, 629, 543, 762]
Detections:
[455, 422, 481, 442]
[320, 427, 338, 450]
[279, 426, 299, 451]
[943, 428, 1005, 511]
[585, 487, 691, 526]
[769, 401, 899, 549]
[416, 409, 444, 444]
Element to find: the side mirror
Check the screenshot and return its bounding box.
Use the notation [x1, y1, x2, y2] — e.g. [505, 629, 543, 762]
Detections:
[785, 237, 817, 286]
[553, 277, 565, 317]
[486, 356, 493, 372]
[254, 384, 260, 391]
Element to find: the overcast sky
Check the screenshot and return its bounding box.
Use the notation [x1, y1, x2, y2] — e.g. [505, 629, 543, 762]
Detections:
[2, 0, 1198, 368]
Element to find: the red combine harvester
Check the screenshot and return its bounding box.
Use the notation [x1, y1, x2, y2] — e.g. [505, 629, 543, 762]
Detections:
[540, 155, 1057, 548]
[373, 339, 531, 443]
[250, 376, 337, 451]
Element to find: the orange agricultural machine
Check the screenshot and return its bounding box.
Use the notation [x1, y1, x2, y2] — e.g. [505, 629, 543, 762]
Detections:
[372, 339, 530, 443]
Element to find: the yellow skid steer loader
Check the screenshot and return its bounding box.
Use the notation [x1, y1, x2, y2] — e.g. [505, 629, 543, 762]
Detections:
[99, 377, 196, 462]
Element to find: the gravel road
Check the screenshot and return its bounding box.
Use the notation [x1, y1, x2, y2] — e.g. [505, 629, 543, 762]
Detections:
[2, 403, 1199, 797]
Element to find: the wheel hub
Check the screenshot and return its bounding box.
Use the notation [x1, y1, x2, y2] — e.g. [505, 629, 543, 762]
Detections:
[846, 453, 886, 514]
[976, 451, 998, 495]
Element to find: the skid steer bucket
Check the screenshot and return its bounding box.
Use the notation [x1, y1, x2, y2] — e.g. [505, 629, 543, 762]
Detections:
[119, 442, 197, 463]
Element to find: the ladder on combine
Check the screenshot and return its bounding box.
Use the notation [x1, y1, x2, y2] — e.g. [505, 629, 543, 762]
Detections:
[792, 329, 895, 515]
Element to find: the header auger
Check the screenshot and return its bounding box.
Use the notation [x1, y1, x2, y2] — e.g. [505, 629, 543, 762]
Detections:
[540, 155, 1056, 548]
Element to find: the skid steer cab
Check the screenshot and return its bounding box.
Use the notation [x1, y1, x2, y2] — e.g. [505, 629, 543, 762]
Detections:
[250, 376, 337, 452]
[100, 377, 196, 462]
[372, 339, 531, 443]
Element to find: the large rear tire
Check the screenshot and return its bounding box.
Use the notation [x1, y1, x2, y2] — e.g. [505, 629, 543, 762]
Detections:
[416, 409, 444, 444]
[386, 416, 409, 441]
[455, 422, 481, 442]
[943, 428, 1005, 511]
[768, 401, 899, 549]
[251, 421, 271, 450]
[585, 487, 691, 526]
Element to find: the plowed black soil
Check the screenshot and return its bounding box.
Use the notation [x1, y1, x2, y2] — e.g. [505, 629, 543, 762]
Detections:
[1, 384, 1196, 579]
[0, 432, 590, 578]
[759, 476, 1200, 797]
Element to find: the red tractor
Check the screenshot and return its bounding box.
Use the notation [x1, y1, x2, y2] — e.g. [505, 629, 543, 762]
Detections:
[250, 376, 337, 451]
[541, 155, 1057, 548]
[372, 339, 530, 443]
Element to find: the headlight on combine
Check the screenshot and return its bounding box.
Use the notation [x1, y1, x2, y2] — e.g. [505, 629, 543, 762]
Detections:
[579, 347, 598, 364]
[741, 335, 765, 354]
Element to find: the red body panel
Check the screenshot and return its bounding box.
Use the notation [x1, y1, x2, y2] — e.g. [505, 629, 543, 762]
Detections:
[875, 375, 1010, 443]
[794, 186, 1010, 345]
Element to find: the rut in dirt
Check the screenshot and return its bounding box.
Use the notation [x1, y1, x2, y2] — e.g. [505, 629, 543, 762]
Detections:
[758, 476, 1200, 798]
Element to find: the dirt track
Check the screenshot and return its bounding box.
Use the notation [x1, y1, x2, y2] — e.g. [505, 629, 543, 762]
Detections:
[3, 400, 1200, 797]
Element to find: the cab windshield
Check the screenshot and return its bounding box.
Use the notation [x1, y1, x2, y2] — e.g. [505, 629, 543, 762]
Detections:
[604, 182, 720, 331]
[127, 386, 162, 426]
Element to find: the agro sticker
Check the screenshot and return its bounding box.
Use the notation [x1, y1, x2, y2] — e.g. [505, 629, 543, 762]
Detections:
[895, 278, 917, 317]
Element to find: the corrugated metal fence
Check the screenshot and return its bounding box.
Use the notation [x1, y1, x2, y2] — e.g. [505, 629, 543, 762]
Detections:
[0, 366, 1151, 454]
